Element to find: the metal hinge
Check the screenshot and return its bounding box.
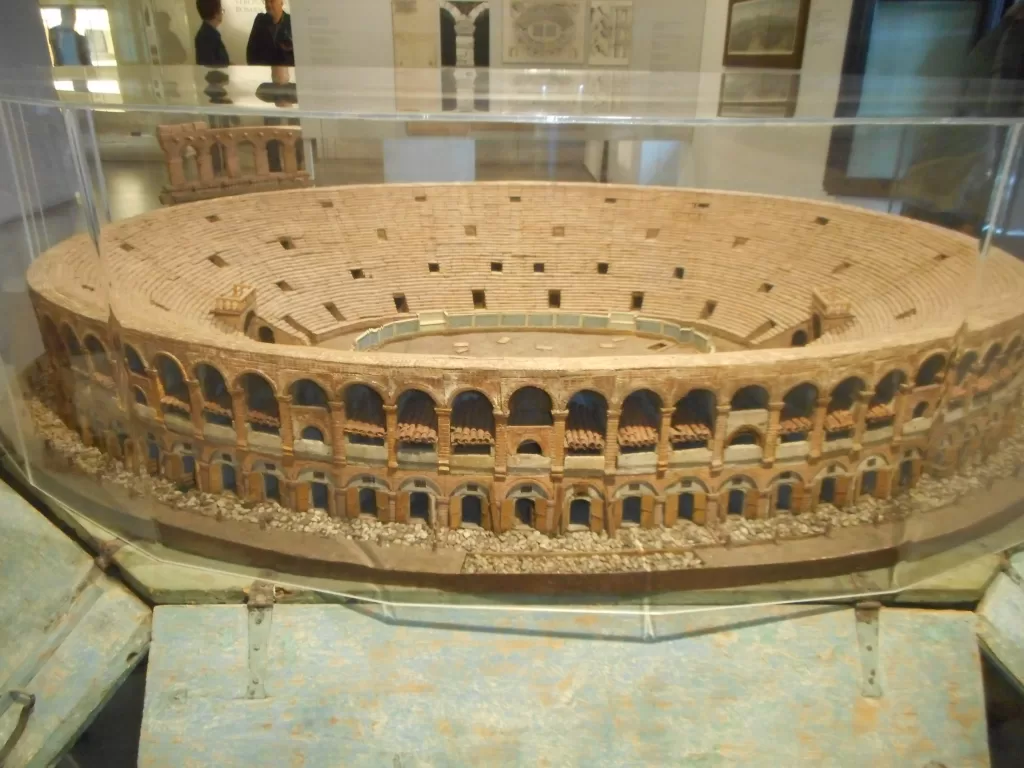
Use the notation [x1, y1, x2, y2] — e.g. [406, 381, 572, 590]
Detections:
[855, 600, 882, 698]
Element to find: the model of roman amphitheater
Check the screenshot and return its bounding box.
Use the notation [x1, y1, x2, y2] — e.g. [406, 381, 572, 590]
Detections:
[24, 180, 1024, 581]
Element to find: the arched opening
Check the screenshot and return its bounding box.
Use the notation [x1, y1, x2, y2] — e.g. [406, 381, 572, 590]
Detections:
[301, 426, 324, 442]
[776, 484, 793, 511]
[410, 492, 431, 521]
[345, 384, 385, 446]
[899, 459, 914, 490]
[619, 389, 662, 454]
[730, 385, 769, 412]
[211, 141, 227, 176]
[133, 387, 148, 405]
[240, 373, 279, 434]
[727, 429, 761, 447]
[263, 473, 281, 502]
[727, 489, 746, 516]
[819, 476, 837, 504]
[451, 391, 495, 455]
[517, 440, 543, 455]
[83, 335, 112, 377]
[266, 138, 284, 173]
[509, 386, 553, 426]
[912, 402, 929, 419]
[980, 344, 1003, 377]
[915, 354, 946, 387]
[860, 470, 878, 497]
[780, 383, 817, 442]
[155, 354, 190, 417]
[397, 389, 438, 452]
[440, 7, 456, 67]
[221, 463, 237, 493]
[566, 390, 607, 456]
[812, 313, 822, 340]
[258, 326, 275, 344]
[461, 495, 483, 527]
[678, 493, 695, 521]
[671, 389, 715, 449]
[474, 8, 490, 67]
[621, 496, 642, 525]
[181, 453, 196, 481]
[123, 344, 146, 375]
[791, 329, 808, 347]
[311, 482, 330, 510]
[358, 487, 377, 516]
[569, 498, 590, 527]
[291, 379, 328, 408]
[243, 311, 256, 335]
[956, 351, 978, 384]
[61, 325, 83, 366]
[826, 377, 864, 441]
[514, 497, 534, 526]
[196, 363, 232, 426]
[868, 370, 906, 429]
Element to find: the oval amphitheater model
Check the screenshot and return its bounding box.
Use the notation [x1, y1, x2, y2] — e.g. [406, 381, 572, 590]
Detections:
[26, 182, 1024, 553]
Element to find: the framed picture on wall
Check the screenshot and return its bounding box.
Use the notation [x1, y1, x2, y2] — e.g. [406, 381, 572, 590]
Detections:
[723, 0, 811, 69]
[718, 72, 800, 117]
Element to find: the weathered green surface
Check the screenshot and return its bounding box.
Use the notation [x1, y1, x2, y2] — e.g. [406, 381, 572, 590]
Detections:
[140, 603, 988, 767]
[977, 551, 1024, 690]
[0, 482, 151, 767]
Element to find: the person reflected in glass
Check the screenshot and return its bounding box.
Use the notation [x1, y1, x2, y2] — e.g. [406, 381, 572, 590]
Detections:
[48, 7, 91, 66]
[195, 0, 229, 68]
[246, 0, 294, 67]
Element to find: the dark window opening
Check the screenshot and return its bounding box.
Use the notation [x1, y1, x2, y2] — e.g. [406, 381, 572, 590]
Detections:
[678, 493, 695, 521]
[221, 463, 237, 493]
[860, 470, 878, 497]
[517, 440, 544, 455]
[695, 202, 710, 209]
[491, 262, 503, 272]
[264, 473, 280, 501]
[776, 484, 793, 511]
[410, 491, 430, 520]
[208, 254, 227, 267]
[515, 497, 535, 526]
[913, 402, 928, 418]
[631, 292, 644, 311]
[701, 300, 717, 319]
[727, 489, 745, 516]
[815, 216, 829, 225]
[415, 195, 427, 202]
[311, 482, 330, 509]
[622, 496, 642, 524]
[569, 498, 591, 526]
[605, 197, 617, 204]
[394, 294, 409, 312]
[674, 267, 685, 279]
[549, 290, 561, 309]
[319, 200, 333, 208]
[791, 330, 808, 347]
[509, 196, 521, 203]
[472, 290, 486, 309]
[376, 228, 388, 241]
[350, 269, 364, 279]
[258, 326, 275, 344]
[819, 476, 836, 504]
[359, 487, 377, 515]
[279, 237, 295, 250]
[760, 283, 774, 293]
[301, 426, 324, 441]
[461, 495, 483, 526]
[428, 262, 440, 273]
[899, 460, 913, 489]
[647, 228, 660, 240]
[597, 262, 609, 274]
[552, 226, 565, 237]
[206, 214, 220, 222]
[465, 225, 477, 236]
[534, 263, 545, 273]
[454, 443, 490, 455]
[733, 236, 749, 247]
[276, 280, 293, 292]
[324, 302, 344, 321]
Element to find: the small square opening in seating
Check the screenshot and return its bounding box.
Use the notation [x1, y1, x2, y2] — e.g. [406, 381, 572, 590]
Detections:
[694, 202, 710, 209]
[275, 280, 293, 292]
[759, 282, 774, 293]
[491, 261, 503, 272]
[205, 214, 220, 222]
[597, 262, 609, 274]
[208, 254, 227, 268]
[472, 290, 486, 309]
[646, 228, 660, 240]
[815, 216, 830, 225]
[376, 228, 388, 241]
[701, 300, 717, 319]
[605, 197, 617, 204]
[414, 194, 427, 202]
[350, 269, 365, 280]
[465, 225, 477, 237]
[319, 201, 333, 208]
[428, 262, 440, 273]
[673, 267, 684, 279]
[394, 294, 409, 312]
[509, 196, 521, 203]
[533, 263, 545, 273]
[631, 292, 644, 311]
[279, 237, 295, 250]
[324, 302, 344, 321]
[549, 290, 561, 308]
[552, 226, 565, 237]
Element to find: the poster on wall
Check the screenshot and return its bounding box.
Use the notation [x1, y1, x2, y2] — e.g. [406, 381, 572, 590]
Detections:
[503, 0, 586, 65]
[718, 72, 800, 117]
[588, 0, 632, 67]
[723, 0, 810, 69]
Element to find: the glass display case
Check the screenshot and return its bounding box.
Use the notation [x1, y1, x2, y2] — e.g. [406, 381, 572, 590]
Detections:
[1, 50, 1023, 621]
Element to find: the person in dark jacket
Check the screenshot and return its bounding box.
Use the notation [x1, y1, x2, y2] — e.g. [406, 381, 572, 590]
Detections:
[245, 0, 294, 66]
[48, 7, 91, 66]
[194, 0, 229, 67]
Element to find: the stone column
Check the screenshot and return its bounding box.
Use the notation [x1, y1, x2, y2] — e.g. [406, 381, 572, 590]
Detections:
[197, 141, 215, 183]
[196, 460, 211, 493]
[147, 370, 165, 426]
[551, 478, 564, 534]
[493, 411, 508, 478]
[230, 387, 248, 450]
[604, 408, 621, 472]
[551, 409, 568, 475]
[384, 404, 398, 471]
[654, 497, 666, 527]
[852, 390, 873, 453]
[892, 382, 912, 443]
[656, 407, 673, 475]
[436, 407, 452, 474]
[435, 495, 450, 528]
[705, 495, 720, 527]
[327, 400, 346, 467]
[186, 378, 204, 437]
[711, 405, 729, 470]
[254, 140, 271, 176]
[762, 401, 783, 468]
[757, 495, 771, 520]
[282, 137, 299, 173]
[808, 396, 829, 461]
[278, 395, 294, 458]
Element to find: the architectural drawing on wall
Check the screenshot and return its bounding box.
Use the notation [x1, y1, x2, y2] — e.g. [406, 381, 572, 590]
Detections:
[440, 1, 490, 67]
[504, 0, 585, 65]
[588, 0, 632, 67]
[723, 0, 810, 69]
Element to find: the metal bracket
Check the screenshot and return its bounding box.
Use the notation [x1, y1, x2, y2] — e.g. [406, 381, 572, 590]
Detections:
[0, 690, 36, 765]
[855, 601, 882, 698]
[246, 581, 276, 700]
